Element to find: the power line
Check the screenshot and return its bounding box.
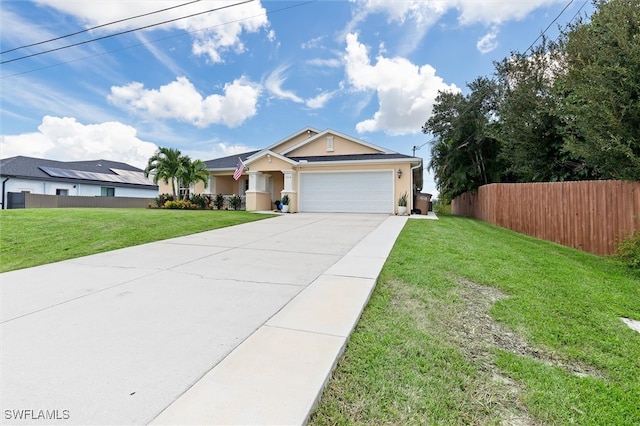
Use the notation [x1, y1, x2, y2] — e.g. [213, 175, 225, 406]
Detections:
[0, 1, 317, 79]
[0, 0, 203, 55]
[524, 0, 574, 54]
[0, 0, 254, 65]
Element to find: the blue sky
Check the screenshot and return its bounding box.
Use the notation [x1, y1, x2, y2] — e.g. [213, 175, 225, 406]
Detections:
[0, 0, 593, 196]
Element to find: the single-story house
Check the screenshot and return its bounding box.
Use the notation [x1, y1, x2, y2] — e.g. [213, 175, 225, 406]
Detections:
[193, 127, 423, 214]
[0, 156, 158, 209]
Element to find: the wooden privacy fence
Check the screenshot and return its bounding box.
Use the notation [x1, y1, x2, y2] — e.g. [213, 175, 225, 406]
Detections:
[8, 192, 154, 209]
[451, 180, 640, 256]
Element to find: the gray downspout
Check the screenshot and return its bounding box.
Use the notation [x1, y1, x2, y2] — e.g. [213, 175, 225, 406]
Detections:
[1, 177, 9, 209]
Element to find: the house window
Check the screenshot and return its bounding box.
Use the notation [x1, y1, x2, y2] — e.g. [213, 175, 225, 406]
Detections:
[326, 136, 334, 152]
[101, 187, 115, 197]
[179, 187, 188, 199]
[56, 189, 68, 196]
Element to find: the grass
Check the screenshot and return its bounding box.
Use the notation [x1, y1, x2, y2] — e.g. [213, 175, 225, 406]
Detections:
[310, 216, 640, 425]
[2, 210, 638, 423]
[0, 208, 273, 272]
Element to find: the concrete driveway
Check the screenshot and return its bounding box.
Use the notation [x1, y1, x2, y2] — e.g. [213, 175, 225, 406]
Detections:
[0, 213, 408, 425]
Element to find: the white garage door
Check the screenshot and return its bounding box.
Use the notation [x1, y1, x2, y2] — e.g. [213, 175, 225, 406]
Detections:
[299, 171, 394, 213]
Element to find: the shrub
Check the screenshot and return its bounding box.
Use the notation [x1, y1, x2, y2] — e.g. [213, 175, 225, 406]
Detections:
[229, 194, 241, 210]
[190, 193, 207, 209]
[214, 193, 225, 210]
[433, 200, 451, 215]
[154, 193, 174, 207]
[164, 200, 192, 209]
[614, 230, 640, 269]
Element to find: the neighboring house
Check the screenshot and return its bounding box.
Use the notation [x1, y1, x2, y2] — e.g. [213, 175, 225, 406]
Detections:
[200, 127, 423, 214]
[0, 156, 158, 209]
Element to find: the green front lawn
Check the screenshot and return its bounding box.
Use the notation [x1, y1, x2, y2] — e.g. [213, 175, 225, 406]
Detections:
[0, 208, 272, 272]
[311, 216, 640, 425]
[2, 210, 637, 423]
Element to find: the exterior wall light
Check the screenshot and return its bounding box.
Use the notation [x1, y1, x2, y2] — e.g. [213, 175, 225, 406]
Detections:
[397, 169, 403, 179]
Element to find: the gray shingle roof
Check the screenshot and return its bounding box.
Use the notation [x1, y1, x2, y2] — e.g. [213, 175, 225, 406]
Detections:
[0, 156, 157, 188]
[204, 151, 260, 169]
[204, 151, 417, 169]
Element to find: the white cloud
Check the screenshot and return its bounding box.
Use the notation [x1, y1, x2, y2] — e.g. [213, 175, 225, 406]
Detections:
[306, 58, 342, 68]
[185, 141, 254, 162]
[108, 76, 260, 128]
[454, 0, 566, 25]
[344, 33, 459, 135]
[346, 0, 569, 56]
[306, 92, 335, 109]
[264, 65, 304, 103]
[477, 26, 499, 54]
[32, 0, 270, 63]
[301, 35, 325, 49]
[2, 75, 117, 126]
[350, 0, 568, 27]
[351, 0, 447, 27]
[0, 116, 157, 168]
[135, 32, 186, 76]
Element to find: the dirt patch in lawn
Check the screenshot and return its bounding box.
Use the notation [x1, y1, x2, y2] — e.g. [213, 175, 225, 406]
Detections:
[452, 277, 603, 379]
[444, 277, 604, 425]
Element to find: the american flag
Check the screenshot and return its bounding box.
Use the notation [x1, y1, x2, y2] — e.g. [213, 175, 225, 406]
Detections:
[233, 158, 245, 180]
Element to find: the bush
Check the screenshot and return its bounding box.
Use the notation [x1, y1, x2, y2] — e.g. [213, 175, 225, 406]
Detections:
[190, 193, 207, 209]
[229, 194, 241, 210]
[433, 200, 451, 215]
[614, 230, 640, 269]
[164, 200, 192, 209]
[154, 193, 174, 207]
[214, 193, 225, 210]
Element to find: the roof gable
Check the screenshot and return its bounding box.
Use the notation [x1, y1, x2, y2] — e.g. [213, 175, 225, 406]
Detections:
[245, 150, 296, 168]
[281, 129, 393, 157]
[260, 126, 321, 155]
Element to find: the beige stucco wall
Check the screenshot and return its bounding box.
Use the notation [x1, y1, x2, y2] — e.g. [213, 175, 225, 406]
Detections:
[213, 175, 243, 195]
[194, 181, 206, 194]
[271, 131, 319, 154]
[246, 191, 272, 211]
[157, 179, 173, 195]
[286, 135, 380, 157]
[247, 155, 292, 171]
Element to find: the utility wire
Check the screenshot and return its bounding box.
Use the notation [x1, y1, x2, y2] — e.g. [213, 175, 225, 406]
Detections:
[524, 0, 574, 54]
[566, 0, 590, 28]
[1, 0, 202, 55]
[0, 1, 317, 79]
[424, 0, 593, 194]
[0, 0, 254, 65]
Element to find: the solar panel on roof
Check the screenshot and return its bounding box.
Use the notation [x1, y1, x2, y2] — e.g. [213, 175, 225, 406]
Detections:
[39, 166, 154, 186]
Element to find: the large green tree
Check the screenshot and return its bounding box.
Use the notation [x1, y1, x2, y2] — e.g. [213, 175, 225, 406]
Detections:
[144, 147, 185, 198]
[423, 77, 504, 201]
[555, 0, 640, 180]
[494, 40, 594, 182]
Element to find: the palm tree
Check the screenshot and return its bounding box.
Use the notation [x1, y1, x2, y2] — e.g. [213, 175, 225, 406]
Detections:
[178, 158, 209, 201]
[144, 148, 183, 198]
